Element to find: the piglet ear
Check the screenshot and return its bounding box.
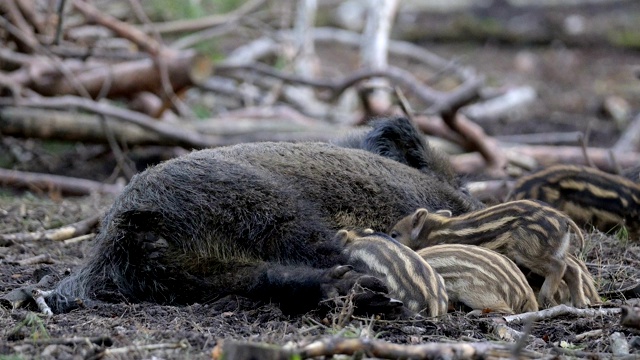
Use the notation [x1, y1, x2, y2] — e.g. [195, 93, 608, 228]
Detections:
[435, 209, 452, 217]
[410, 208, 429, 241]
[335, 229, 351, 246]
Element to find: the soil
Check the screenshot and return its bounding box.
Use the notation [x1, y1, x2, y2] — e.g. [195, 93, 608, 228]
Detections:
[2, 41, 640, 360]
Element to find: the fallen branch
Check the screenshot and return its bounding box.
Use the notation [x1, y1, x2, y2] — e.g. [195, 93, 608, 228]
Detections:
[72, 0, 163, 56]
[13, 254, 54, 266]
[513, 145, 640, 173]
[221, 27, 483, 117]
[301, 337, 542, 359]
[63, 233, 95, 245]
[1, 212, 102, 244]
[26, 336, 113, 347]
[503, 304, 621, 325]
[0, 96, 216, 148]
[32, 289, 53, 317]
[1, 105, 342, 146]
[464, 86, 536, 121]
[486, 322, 530, 343]
[574, 329, 603, 341]
[0, 274, 58, 310]
[213, 338, 542, 360]
[443, 114, 507, 176]
[0, 168, 123, 196]
[452, 145, 640, 176]
[138, 0, 265, 34]
[0, 0, 39, 52]
[0, 106, 163, 144]
[93, 339, 189, 359]
[466, 180, 514, 203]
[495, 131, 583, 145]
[9, 52, 212, 98]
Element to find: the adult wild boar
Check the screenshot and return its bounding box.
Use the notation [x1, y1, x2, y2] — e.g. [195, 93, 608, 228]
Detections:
[47, 127, 481, 314]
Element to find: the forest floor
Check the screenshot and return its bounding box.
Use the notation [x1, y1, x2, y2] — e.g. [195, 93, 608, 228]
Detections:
[1, 41, 640, 359]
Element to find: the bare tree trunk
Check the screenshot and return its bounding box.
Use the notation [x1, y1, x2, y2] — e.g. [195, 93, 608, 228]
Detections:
[293, 0, 318, 78]
[359, 0, 399, 118]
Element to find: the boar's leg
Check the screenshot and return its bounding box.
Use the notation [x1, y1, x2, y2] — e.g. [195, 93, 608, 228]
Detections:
[562, 258, 589, 308]
[247, 263, 398, 314]
[535, 258, 567, 308]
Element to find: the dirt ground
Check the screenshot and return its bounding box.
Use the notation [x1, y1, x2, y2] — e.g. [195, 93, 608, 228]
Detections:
[2, 42, 640, 359]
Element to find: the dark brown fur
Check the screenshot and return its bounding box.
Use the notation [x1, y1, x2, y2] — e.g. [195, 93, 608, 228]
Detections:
[390, 200, 590, 308]
[417, 244, 538, 314]
[333, 116, 461, 189]
[47, 141, 481, 313]
[512, 164, 640, 237]
[622, 164, 640, 183]
[338, 229, 448, 317]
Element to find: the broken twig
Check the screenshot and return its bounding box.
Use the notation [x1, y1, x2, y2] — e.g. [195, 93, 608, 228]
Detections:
[503, 304, 621, 325]
[1, 213, 102, 244]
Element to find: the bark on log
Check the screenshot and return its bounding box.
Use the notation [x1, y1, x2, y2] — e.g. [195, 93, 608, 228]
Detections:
[0, 105, 347, 146]
[0, 168, 123, 196]
[213, 338, 541, 360]
[0, 107, 163, 144]
[452, 145, 640, 176]
[393, 1, 640, 49]
[10, 51, 212, 98]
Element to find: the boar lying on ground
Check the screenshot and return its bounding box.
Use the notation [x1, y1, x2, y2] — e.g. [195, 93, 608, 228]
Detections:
[44, 134, 482, 314]
[512, 164, 640, 238]
[334, 116, 462, 188]
[390, 200, 591, 308]
[417, 244, 538, 314]
[337, 229, 448, 317]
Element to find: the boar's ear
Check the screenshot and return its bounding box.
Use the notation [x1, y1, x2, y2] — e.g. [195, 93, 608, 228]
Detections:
[335, 229, 351, 246]
[435, 209, 452, 217]
[410, 208, 429, 241]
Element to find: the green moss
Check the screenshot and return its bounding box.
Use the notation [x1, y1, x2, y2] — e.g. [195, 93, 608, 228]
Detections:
[608, 29, 640, 49]
[0, 355, 26, 360]
[148, 0, 246, 21]
[7, 312, 50, 342]
[454, 16, 504, 38]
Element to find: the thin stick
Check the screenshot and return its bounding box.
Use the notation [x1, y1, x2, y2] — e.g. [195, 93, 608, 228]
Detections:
[32, 289, 53, 317]
[299, 337, 542, 359]
[608, 149, 623, 175]
[100, 114, 136, 181]
[27, 336, 112, 346]
[578, 133, 595, 168]
[14, 254, 54, 266]
[53, 0, 67, 45]
[0, 168, 122, 196]
[99, 340, 189, 357]
[503, 304, 621, 325]
[1, 213, 102, 243]
[63, 233, 95, 245]
[1, 96, 214, 148]
[138, 0, 265, 34]
[394, 86, 415, 122]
